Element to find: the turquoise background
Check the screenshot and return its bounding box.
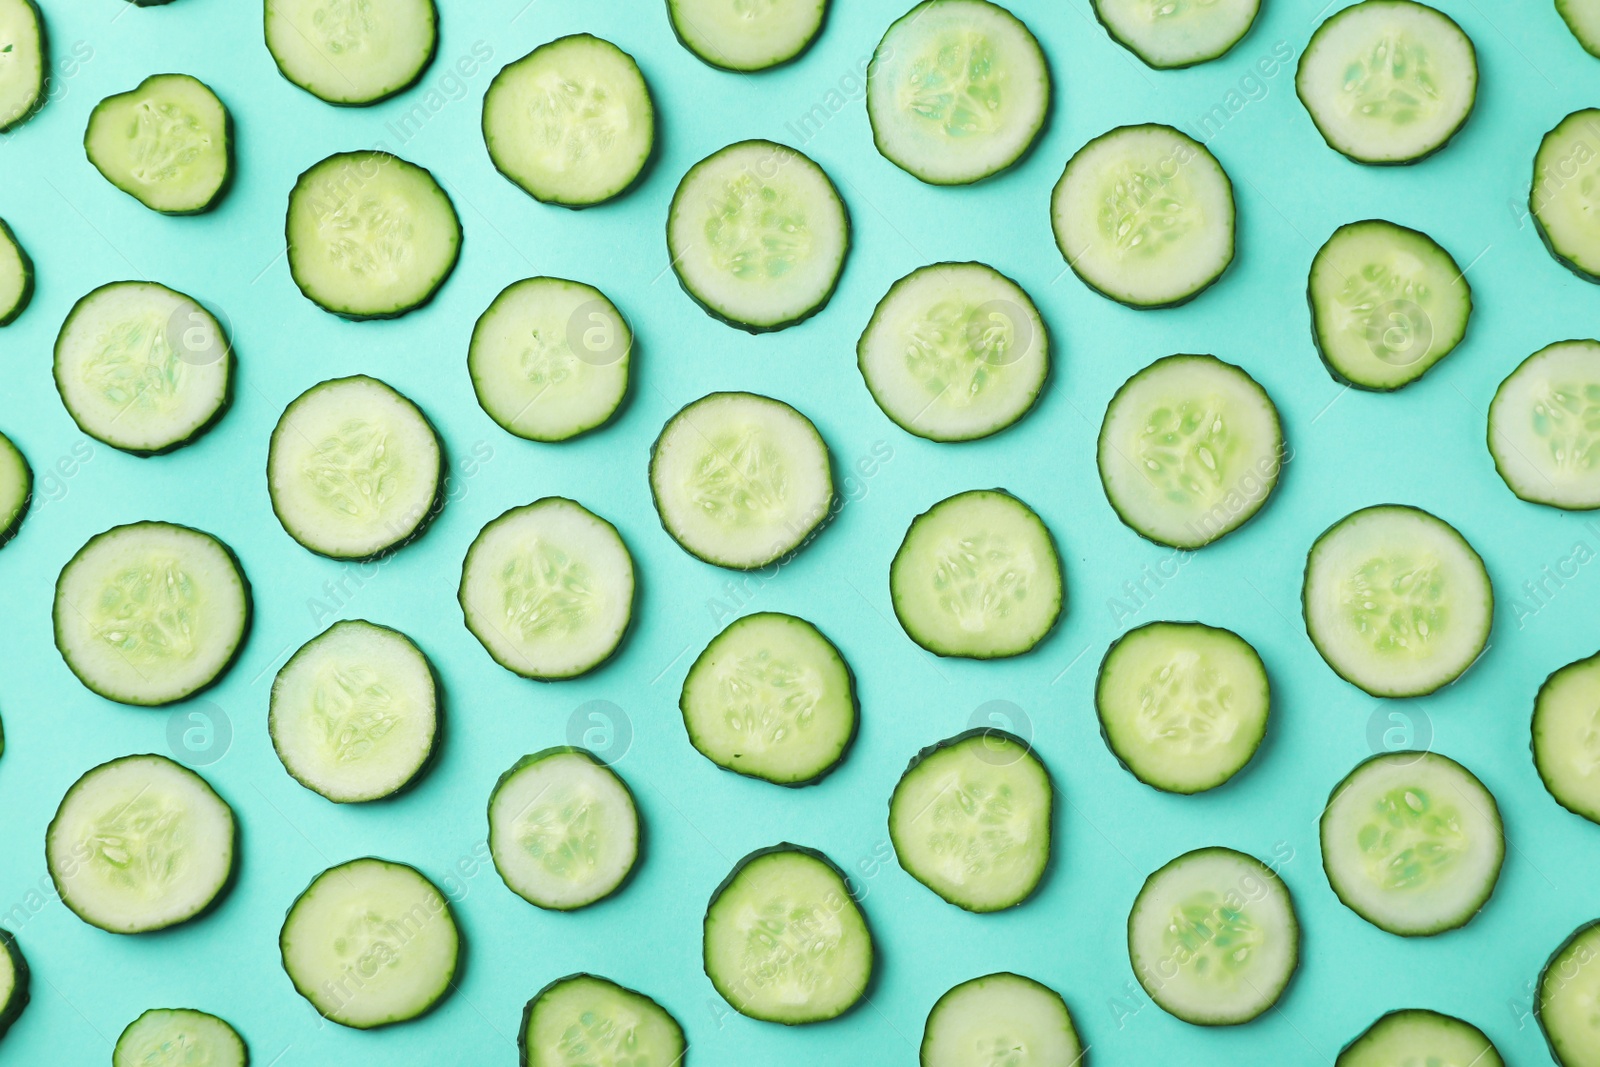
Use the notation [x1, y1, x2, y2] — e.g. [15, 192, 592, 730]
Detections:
[0, 0, 1597, 1062]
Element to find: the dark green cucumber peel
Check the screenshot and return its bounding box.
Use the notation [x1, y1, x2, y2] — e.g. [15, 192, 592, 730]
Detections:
[0, 218, 33, 326]
[0, 436, 30, 549]
[0, 929, 27, 1039]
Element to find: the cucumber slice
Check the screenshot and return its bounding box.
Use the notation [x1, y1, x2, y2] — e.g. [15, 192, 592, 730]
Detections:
[1320, 751, 1503, 935]
[1559, 0, 1600, 57]
[667, 139, 849, 332]
[857, 261, 1049, 442]
[114, 1009, 246, 1067]
[488, 747, 639, 910]
[1296, 0, 1477, 165]
[703, 844, 872, 1024]
[1096, 621, 1270, 794]
[468, 276, 631, 443]
[265, 0, 438, 106]
[270, 619, 438, 803]
[1092, 0, 1260, 69]
[889, 729, 1052, 912]
[1127, 846, 1299, 1026]
[0, 930, 28, 1040]
[54, 522, 251, 706]
[267, 375, 443, 560]
[0, 217, 32, 326]
[866, 0, 1050, 186]
[482, 34, 653, 207]
[0, 429, 30, 548]
[1490, 340, 1600, 510]
[668, 0, 827, 71]
[1539, 920, 1600, 1067]
[0, 0, 42, 133]
[1052, 124, 1235, 308]
[85, 74, 232, 215]
[1098, 354, 1283, 549]
[680, 611, 857, 786]
[54, 281, 232, 455]
[649, 391, 834, 569]
[458, 497, 635, 680]
[47, 754, 236, 934]
[286, 150, 461, 319]
[921, 972, 1080, 1067]
[890, 488, 1063, 658]
[520, 974, 685, 1066]
[1533, 650, 1600, 824]
[1302, 505, 1492, 697]
[1309, 220, 1472, 390]
[1533, 111, 1600, 283]
[1337, 1008, 1503, 1067]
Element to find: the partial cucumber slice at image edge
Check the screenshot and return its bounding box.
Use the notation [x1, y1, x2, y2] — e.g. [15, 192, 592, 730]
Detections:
[921, 971, 1081, 1067]
[113, 1009, 247, 1067]
[1533, 110, 1600, 284]
[0, 217, 33, 326]
[1092, 0, 1260, 69]
[265, 0, 438, 106]
[1558, 0, 1600, 58]
[520, 973, 685, 1066]
[0, 0, 44, 134]
[1538, 920, 1600, 1067]
[0, 929, 28, 1040]
[1336, 1008, 1503, 1067]
[0, 429, 31, 549]
[85, 73, 233, 214]
[668, 0, 828, 71]
[1533, 649, 1600, 824]
[1489, 339, 1600, 510]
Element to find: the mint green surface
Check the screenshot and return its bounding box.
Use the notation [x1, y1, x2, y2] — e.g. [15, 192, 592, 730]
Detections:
[0, 0, 1595, 1063]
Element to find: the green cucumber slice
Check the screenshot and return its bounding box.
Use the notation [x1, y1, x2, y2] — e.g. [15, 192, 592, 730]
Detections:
[857, 261, 1048, 442]
[0, 930, 28, 1040]
[0, 429, 30, 548]
[889, 730, 1052, 912]
[270, 619, 439, 803]
[668, 0, 827, 71]
[1093, 0, 1260, 69]
[921, 972, 1080, 1067]
[265, 0, 438, 106]
[867, 0, 1050, 186]
[1052, 124, 1235, 308]
[1533, 111, 1600, 283]
[54, 522, 251, 706]
[85, 74, 232, 214]
[1533, 650, 1600, 824]
[520, 974, 685, 1066]
[482, 33, 653, 207]
[1539, 920, 1600, 1067]
[0, 0, 42, 133]
[47, 754, 236, 933]
[667, 139, 849, 332]
[113, 1009, 247, 1067]
[1127, 846, 1299, 1025]
[1302, 504, 1492, 697]
[1296, 0, 1477, 165]
[1308, 219, 1472, 390]
[1337, 1008, 1503, 1067]
[286, 150, 461, 319]
[703, 844, 873, 1024]
[0, 217, 32, 326]
[1559, 0, 1600, 57]
[1489, 340, 1600, 509]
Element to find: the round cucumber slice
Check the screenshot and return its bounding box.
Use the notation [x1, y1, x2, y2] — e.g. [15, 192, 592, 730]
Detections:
[0, 930, 28, 1040]
[483, 33, 653, 207]
[680, 611, 857, 786]
[0, 217, 33, 326]
[1337, 1008, 1503, 1067]
[468, 276, 631, 443]
[520, 974, 685, 1066]
[47, 755, 236, 934]
[889, 730, 1052, 912]
[1309, 219, 1472, 390]
[267, 375, 443, 560]
[1302, 504, 1492, 697]
[0, 429, 30, 548]
[667, 139, 849, 332]
[1533, 650, 1600, 824]
[1296, 0, 1477, 165]
[650, 391, 834, 569]
[867, 0, 1050, 185]
[85, 74, 232, 214]
[1490, 340, 1600, 510]
[488, 747, 639, 911]
[1098, 354, 1283, 549]
[890, 488, 1063, 658]
[703, 844, 872, 1024]
[54, 522, 251, 706]
[0, 0, 42, 133]
[286, 150, 461, 319]
[458, 497, 635, 680]
[265, 0, 438, 106]
[1539, 920, 1600, 1067]
[921, 972, 1080, 1067]
[114, 1008, 247, 1067]
[1533, 110, 1600, 284]
[1097, 621, 1270, 794]
[1092, 0, 1260, 69]
[270, 619, 439, 803]
[668, 0, 827, 71]
[857, 261, 1049, 442]
[1127, 846, 1299, 1026]
[1052, 123, 1235, 308]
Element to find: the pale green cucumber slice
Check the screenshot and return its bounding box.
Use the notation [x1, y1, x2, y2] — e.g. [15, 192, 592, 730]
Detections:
[1052, 124, 1235, 308]
[1533, 650, 1600, 824]
[520, 974, 685, 1066]
[54, 522, 250, 706]
[1533, 111, 1600, 283]
[0, 0, 42, 132]
[667, 139, 849, 331]
[922, 972, 1080, 1067]
[1540, 921, 1600, 1067]
[703, 844, 872, 1024]
[1127, 846, 1299, 1025]
[857, 261, 1048, 442]
[85, 74, 232, 214]
[0, 930, 28, 1040]
[458, 497, 635, 680]
[1302, 504, 1492, 697]
[0, 429, 29, 548]
[114, 1009, 247, 1067]
[1490, 340, 1600, 509]
[1098, 354, 1283, 549]
[267, 375, 443, 559]
[0, 217, 30, 327]
[1559, 0, 1600, 57]
[889, 730, 1051, 912]
[270, 619, 438, 803]
[265, 0, 438, 105]
[1093, 0, 1260, 69]
[47, 754, 236, 934]
[668, 0, 827, 71]
[890, 488, 1063, 658]
[1309, 219, 1472, 390]
[483, 34, 654, 207]
[1337, 1009, 1503, 1067]
[1296, 0, 1477, 165]
[867, 0, 1050, 185]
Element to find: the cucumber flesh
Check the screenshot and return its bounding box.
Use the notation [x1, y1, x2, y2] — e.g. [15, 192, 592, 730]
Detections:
[669, 0, 826, 71]
[0, 930, 27, 1040]
[1093, 0, 1260, 69]
[921, 972, 1081, 1067]
[1337, 1008, 1503, 1067]
[0, 429, 29, 547]
[520, 974, 685, 1066]
[265, 0, 438, 105]
[867, 0, 1050, 185]
[0, 0, 42, 132]
[113, 1008, 247, 1067]
[47, 755, 236, 934]
[85, 75, 232, 214]
[1540, 921, 1600, 1067]
[1489, 340, 1600, 510]
[1534, 111, 1600, 283]
[0, 217, 31, 325]
[1533, 650, 1600, 824]
[1559, 0, 1600, 57]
